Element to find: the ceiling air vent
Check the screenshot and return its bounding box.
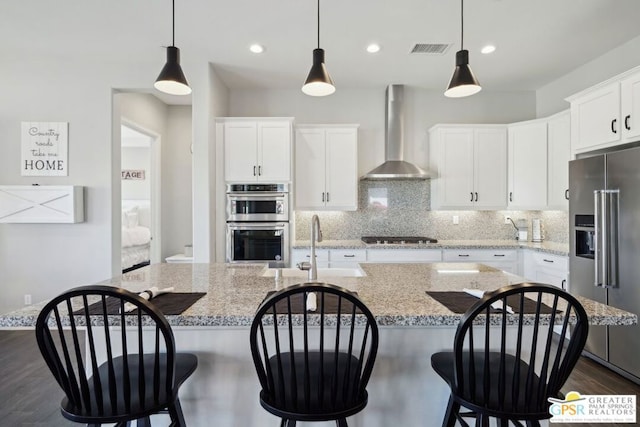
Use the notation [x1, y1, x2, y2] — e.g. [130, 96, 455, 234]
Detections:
[410, 43, 451, 55]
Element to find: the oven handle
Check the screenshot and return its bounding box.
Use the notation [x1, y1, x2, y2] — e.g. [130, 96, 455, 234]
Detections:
[227, 223, 287, 230]
[226, 193, 288, 198]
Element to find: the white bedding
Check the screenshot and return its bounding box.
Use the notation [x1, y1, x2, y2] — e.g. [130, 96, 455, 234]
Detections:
[122, 244, 150, 270]
[122, 226, 151, 248]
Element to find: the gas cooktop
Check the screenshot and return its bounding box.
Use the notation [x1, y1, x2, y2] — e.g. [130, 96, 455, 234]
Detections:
[361, 236, 438, 245]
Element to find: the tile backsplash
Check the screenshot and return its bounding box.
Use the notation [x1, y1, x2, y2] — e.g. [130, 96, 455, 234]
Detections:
[294, 180, 568, 243]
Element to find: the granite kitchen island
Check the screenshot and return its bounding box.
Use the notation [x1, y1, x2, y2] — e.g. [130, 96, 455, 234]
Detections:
[1, 263, 635, 427]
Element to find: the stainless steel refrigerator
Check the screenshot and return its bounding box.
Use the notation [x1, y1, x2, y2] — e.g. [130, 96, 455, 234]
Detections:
[569, 146, 640, 384]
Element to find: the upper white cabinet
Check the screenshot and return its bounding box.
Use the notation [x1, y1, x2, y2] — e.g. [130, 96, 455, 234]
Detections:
[429, 125, 507, 210]
[508, 120, 548, 209]
[567, 66, 640, 154]
[295, 125, 359, 211]
[546, 111, 570, 210]
[223, 118, 293, 182]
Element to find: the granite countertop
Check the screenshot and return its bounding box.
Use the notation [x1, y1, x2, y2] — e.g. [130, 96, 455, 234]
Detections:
[1, 262, 633, 328]
[292, 239, 569, 256]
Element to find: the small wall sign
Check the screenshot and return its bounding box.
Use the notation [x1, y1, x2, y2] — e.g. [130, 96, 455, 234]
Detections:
[21, 122, 69, 176]
[121, 169, 146, 180]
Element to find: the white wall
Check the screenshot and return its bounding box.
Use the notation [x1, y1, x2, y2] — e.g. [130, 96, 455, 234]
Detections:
[163, 106, 193, 259]
[536, 34, 640, 117]
[229, 87, 537, 176]
[0, 51, 208, 313]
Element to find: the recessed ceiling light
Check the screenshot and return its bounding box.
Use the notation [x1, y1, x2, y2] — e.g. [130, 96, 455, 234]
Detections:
[481, 45, 496, 54]
[249, 44, 264, 54]
[366, 43, 381, 54]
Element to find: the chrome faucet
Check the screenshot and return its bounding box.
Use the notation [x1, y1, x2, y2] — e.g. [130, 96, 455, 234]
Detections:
[296, 214, 323, 281]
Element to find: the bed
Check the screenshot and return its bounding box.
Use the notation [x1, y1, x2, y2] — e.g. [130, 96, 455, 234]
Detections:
[121, 201, 151, 272]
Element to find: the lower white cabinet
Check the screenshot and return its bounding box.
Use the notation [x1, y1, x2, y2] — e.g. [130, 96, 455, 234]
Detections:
[366, 249, 442, 263]
[328, 249, 366, 268]
[522, 251, 568, 291]
[442, 249, 518, 274]
[291, 249, 329, 268]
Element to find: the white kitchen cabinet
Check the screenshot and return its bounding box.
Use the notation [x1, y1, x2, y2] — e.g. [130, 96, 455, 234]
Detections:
[328, 249, 366, 268]
[223, 118, 293, 182]
[508, 120, 548, 209]
[546, 111, 570, 210]
[295, 125, 359, 211]
[567, 66, 640, 154]
[522, 251, 568, 291]
[429, 125, 507, 210]
[442, 249, 518, 274]
[290, 248, 329, 268]
[366, 249, 442, 263]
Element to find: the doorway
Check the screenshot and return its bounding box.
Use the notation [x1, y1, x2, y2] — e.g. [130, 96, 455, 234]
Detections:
[120, 123, 161, 272]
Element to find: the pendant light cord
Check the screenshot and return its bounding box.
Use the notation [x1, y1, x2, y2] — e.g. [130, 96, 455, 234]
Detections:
[172, 0, 176, 47]
[317, 0, 320, 49]
[460, 0, 464, 50]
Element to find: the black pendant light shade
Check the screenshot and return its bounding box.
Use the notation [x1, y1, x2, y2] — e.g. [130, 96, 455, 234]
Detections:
[302, 0, 335, 96]
[444, 49, 481, 98]
[154, 0, 191, 96]
[302, 48, 335, 96]
[444, 0, 481, 98]
[155, 46, 191, 95]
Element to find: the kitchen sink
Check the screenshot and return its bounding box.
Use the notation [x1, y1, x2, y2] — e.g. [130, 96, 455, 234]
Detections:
[261, 266, 366, 278]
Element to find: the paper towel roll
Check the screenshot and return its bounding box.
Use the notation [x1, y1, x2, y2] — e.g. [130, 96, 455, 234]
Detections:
[532, 219, 543, 242]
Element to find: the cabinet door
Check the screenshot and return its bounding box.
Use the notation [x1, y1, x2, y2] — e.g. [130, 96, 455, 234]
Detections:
[508, 122, 548, 209]
[438, 129, 475, 208]
[570, 82, 621, 152]
[295, 129, 327, 209]
[258, 122, 291, 182]
[547, 112, 570, 210]
[325, 128, 358, 210]
[474, 128, 507, 208]
[224, 122, 258, 182]
[621, 72, 640, 142]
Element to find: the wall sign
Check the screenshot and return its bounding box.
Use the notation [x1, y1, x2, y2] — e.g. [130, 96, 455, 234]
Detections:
[21, 122, 68, 176]
[121, 169, 146, 180]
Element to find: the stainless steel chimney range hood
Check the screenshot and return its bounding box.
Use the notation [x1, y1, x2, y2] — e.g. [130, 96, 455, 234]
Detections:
[361, 84, 431, 180]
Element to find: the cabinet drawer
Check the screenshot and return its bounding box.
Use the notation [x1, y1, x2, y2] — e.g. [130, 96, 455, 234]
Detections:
[329, 249, 366, 262]
[530, 252, 568, 271]
[442, 249, 517, 262]
[366, 249, 442, 263]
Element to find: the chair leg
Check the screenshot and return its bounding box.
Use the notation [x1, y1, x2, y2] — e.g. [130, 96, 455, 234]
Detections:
[168, 398, 187, 427]
[281, 420, 296, 427]
[137, 417, 151, 427]
[498, 419, 509, 427]
[442, 395, 460, 427]
[475, 413, 489, 427]
[336, 418, 348, 427]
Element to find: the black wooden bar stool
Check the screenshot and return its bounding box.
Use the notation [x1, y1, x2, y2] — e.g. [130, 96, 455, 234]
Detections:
[431, 283, 589, 427]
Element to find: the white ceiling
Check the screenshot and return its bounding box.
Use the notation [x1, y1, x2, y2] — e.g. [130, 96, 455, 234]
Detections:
[3, 0, 640, 104]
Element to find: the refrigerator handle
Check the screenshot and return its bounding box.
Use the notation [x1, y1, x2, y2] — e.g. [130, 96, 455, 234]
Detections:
[605, 189, 620, 288]
[594, 190, 603, 287]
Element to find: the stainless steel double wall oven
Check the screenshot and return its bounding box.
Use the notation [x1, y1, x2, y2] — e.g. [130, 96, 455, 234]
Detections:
[225, 183, 290, 264]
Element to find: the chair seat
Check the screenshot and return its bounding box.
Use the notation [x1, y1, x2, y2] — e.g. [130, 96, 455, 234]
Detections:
[61, 353, 198, 423]
[260, 351, 368, 420]
[431, 351, 551, 417]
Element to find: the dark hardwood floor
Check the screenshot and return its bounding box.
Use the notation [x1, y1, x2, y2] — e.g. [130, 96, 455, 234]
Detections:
[1, 330, 638, 426]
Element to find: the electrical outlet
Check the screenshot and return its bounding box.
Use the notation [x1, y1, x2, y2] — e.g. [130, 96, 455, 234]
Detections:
[452, 215, 459, 225]
[24, 294, 32, 305]
[504, 215, 511, 224]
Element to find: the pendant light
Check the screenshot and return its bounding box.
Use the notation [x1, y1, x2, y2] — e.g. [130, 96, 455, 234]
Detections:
[444, 0, 481, 98]
[302, 0, 335, 96]
[154, 0, 191, 95]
